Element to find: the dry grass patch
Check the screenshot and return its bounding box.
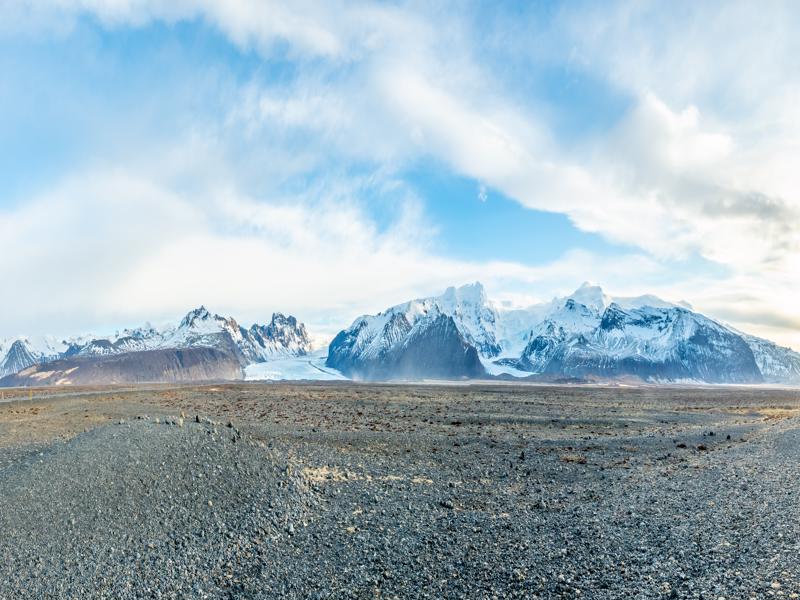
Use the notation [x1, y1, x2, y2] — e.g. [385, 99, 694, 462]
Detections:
[560, 453, 588, 464]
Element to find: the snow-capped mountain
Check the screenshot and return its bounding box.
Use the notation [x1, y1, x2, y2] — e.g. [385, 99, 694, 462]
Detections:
[61, 306, 313, 365]
[327, 311, 485, 380]
[0, 340, 44, 379]
[0, 336, 67, 378]
[385, 283, 501, 357]
[326, 282, 800, 384]
[507, 300, 762, 383]
[492, 283, 693, 358]
[737, 333, 800, 384]
[326, 283, 498, 380]
[0, 307, 313, 384]
[242, 313, 312, 362]
[496, 285, 799, 384]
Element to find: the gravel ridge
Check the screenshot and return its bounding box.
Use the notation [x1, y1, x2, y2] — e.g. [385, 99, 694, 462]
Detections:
[0, 418, 314, 599]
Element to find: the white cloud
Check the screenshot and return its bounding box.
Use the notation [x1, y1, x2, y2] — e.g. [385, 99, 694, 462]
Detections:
[0, 167, 667, 341]
[1, 0, 799, 348]
[3, 0, 411, 58]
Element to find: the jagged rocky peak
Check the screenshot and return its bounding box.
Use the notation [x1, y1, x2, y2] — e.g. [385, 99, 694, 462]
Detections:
[361, 282, 501, 359]
[0, 336, 67, 378]
[266, 312, 308, 340]
[180, 305, 238, 329]
[179, 305, 213, 328]
[562, 283, 691, 313]
[248, 313, 312, 357]
[511, 298, 765, 383]
[167, 306, 314, 364]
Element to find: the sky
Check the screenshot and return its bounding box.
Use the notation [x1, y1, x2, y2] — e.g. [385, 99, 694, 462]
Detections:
[0, 1, 798, 349]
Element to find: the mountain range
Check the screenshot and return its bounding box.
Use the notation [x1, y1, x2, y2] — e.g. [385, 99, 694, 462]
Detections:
[2, 283, 799, 386]
[0, 308, 312, 386]
[326, 282, 800, 384]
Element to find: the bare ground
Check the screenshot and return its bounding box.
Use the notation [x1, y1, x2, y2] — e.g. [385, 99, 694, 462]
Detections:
[1, 382, 799, 598]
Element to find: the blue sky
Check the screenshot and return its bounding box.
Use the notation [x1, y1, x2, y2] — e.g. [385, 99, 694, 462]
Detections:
[1, 1, 798, 348]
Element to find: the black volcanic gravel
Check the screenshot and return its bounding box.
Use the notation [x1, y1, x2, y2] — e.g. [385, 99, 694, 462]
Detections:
[0, 389, 799, 599]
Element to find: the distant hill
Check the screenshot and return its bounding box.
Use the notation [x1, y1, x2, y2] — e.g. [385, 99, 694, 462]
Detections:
[0, 347, 243, 386]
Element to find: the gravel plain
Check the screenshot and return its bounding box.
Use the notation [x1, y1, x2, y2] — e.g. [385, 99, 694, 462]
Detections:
[0, 382, 799, 599]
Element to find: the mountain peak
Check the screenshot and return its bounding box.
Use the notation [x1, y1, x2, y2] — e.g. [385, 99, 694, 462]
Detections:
[179, 306, 215, 329]
[567, 282, 609, 312]
[187, 305, 210, 317]
[441, 282, 488, 305]
[270, 312, 296, 326]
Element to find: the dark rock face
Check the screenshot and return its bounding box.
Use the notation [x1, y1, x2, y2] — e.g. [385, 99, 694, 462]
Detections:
[599, 304, 628, 331]
[0, 347, 243, 387]
[327, 314, 486, 381]
[0, 340, 40, 378]
[676, 324, 762, 383]
[326, 320, 370, 378]
[389, 314, 486, 380]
